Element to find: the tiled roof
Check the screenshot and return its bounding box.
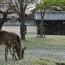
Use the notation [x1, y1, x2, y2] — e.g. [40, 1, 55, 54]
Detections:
[3, 20, 35, 26]
[34, 11, 65, 20]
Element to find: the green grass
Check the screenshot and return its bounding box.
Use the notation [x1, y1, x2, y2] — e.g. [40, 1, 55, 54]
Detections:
[0, 35, 65, 65]
[24, 56, 56, 65]
[23, 35, 65, 49]
[0, 55, 64, 65]
[0, 55, 57, 65]
[21, 35, 65, 64]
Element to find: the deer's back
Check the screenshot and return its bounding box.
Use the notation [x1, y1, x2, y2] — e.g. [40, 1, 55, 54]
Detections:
[0, 31, 13, 45]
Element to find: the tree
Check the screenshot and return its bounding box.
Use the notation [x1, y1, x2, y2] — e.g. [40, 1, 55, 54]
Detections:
[20, 0, 36, 40]
[36, 0, 65, 37]
[36, 0, 51, 37]
[0, 10, 12, 30]
[0, 0, 35, 40]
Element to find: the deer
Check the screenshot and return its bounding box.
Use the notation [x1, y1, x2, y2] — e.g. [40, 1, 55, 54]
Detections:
[8, 31, 26, 60]
[0, 30, 26, 61]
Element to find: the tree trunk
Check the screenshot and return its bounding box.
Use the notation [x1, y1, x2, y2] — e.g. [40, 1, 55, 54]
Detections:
[20, 0, 25, 40]
[40, 10, 45, 37]
[0, 20, 4, 30]
[0, 12, 8, 30]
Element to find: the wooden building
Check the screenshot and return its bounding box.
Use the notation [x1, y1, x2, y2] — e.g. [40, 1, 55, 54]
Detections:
[34, 11, 65, 35]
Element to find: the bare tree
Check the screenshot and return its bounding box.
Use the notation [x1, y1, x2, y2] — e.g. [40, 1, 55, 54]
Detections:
[0, 0, 35, 40]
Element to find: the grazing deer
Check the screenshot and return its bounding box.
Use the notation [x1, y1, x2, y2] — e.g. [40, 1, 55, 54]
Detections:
[0, 30, 26, 61]
[9, 32, 26, 60]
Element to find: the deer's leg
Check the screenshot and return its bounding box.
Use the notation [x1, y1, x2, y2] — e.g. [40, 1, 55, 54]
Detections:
[9, 48, 17, 60]
[21, 47, 26, 59]
[12, 47, 15, 59]
[12, 47, 17, 60]
[22, 49, 24, 59]
[9, 48, 13, 58]
[5, 46, 8, 61]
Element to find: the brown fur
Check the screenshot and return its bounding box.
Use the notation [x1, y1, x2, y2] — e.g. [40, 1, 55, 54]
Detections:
[8, 32, 25, 59]
[0, 30, 25, 61]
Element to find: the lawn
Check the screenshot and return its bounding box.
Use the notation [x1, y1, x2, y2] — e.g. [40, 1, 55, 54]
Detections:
[0, 35, 65, 65]
[23, 35, 65, 49]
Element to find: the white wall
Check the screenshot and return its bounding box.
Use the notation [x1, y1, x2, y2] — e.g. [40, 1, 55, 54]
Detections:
[2, 26, 37, 35]
[2, 26, 20, 36]
[26, 26, 37, 34]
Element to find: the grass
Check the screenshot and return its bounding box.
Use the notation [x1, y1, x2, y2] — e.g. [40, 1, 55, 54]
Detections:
[23, 56, 56, 65]
[21, 35, 65, 65]
[23, 35, 65, 49]
[0, 55, 64, 65]
[0, 55, 57, 65]
[0, 35, 65, 65]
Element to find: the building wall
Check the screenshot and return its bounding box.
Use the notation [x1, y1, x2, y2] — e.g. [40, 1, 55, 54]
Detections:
[36, 20, 65, 35]
[26, 26, 37, 34]
[2, 25, 37, 35]
[2, 26, 20, 36]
